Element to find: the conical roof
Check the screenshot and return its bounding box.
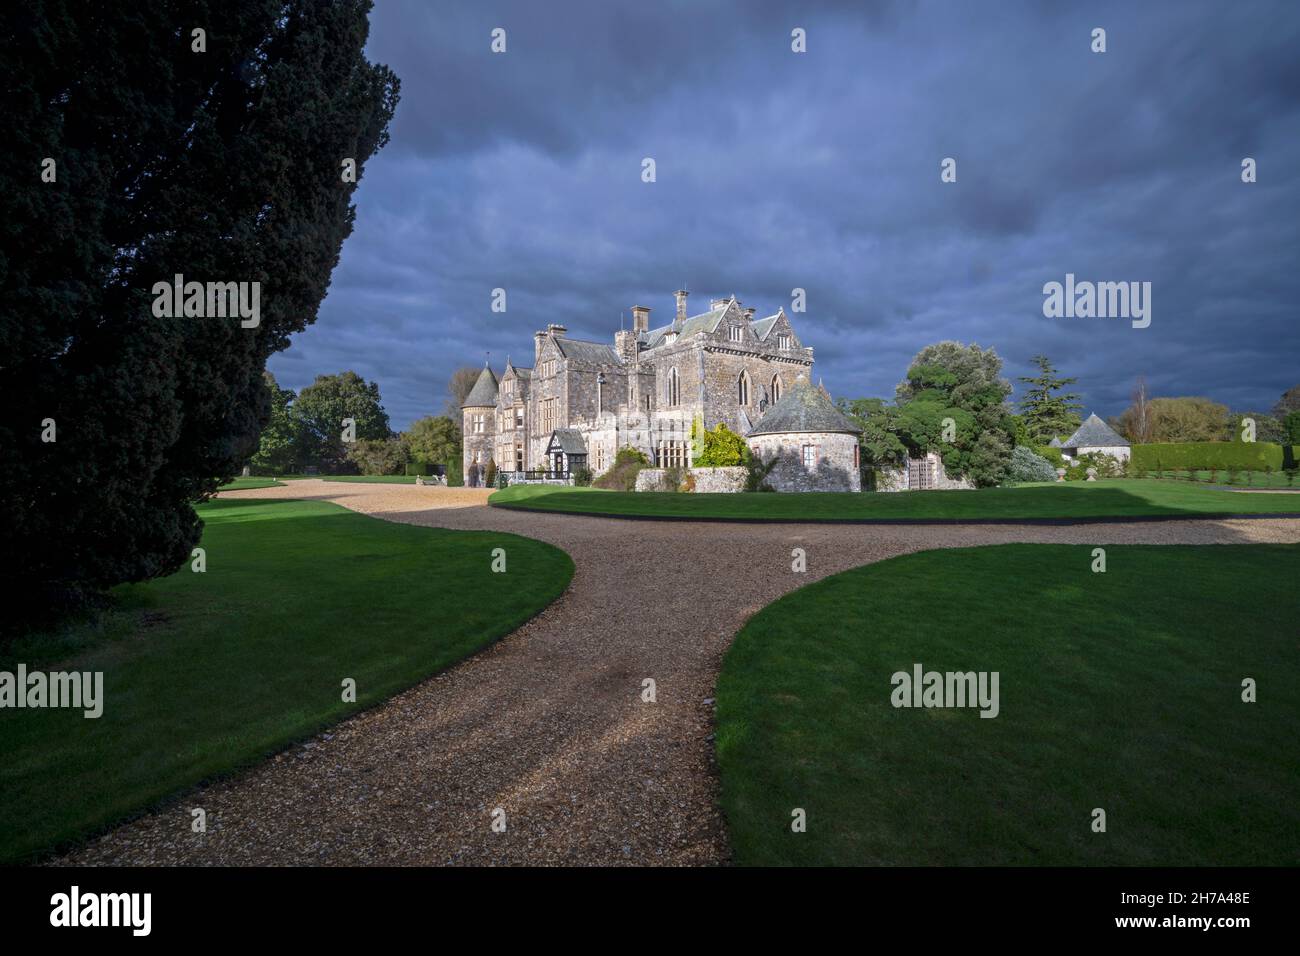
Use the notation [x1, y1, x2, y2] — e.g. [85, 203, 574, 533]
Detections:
[462, 365, 499, 407]
[747, 373, 861, 436]
[1062, 413, 1128, 448]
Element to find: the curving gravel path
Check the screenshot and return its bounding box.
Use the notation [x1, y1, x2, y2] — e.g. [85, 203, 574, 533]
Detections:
[55, 480, 1300, 866]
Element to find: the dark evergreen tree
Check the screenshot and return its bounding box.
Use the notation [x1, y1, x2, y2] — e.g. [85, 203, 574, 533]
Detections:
[1016, 354, 1083, 444]
[0, 1, 399, 616]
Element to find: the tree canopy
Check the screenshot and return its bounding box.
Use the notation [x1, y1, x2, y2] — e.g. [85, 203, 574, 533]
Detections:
[403, 415, 463, 466]
[0, 1, 399, 612]
[294, 371, 392, 472]
[1016, 354, 1082, 444]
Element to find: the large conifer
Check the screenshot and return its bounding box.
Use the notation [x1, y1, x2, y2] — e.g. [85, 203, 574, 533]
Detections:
[0, 1, 399, 614]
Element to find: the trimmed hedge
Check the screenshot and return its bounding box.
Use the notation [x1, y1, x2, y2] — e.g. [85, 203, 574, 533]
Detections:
[1131, 442, 1294, 473]
[404, 462, 432, 476]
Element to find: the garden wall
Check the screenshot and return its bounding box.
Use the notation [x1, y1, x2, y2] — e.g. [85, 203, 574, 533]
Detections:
[690, 466, 748, 493]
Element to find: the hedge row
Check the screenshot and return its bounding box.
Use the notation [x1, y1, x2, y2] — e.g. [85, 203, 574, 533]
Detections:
[1131, 442, 1297, 472]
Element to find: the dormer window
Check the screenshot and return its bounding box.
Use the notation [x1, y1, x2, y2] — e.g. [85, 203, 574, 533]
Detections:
[728, 325, 742, 343]
[665, 332, 677, 345]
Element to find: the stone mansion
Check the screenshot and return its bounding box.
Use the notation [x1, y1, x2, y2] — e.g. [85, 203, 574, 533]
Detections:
[461, 290, 861, 490]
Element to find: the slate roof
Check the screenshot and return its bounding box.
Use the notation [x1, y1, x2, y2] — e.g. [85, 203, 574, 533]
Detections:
[747, 374, 861, 436]
[545, 428, 588, 455]
[750, 313, 780, 341]
[461, 365, 498, 407]
[1062, 413, 1129, 448]
[640, 303, 730, 349]
[553, 337, 619, 365]
[1048, 436, 1062, 448]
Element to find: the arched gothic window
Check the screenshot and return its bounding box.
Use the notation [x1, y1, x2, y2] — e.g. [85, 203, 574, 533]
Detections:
[737, 371, 751, 406]
[771, 374, 783, 403]
[666, 367, 680, 406]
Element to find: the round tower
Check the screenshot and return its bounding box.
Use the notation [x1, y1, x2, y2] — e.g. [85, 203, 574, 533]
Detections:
[461, 364, 499, 486]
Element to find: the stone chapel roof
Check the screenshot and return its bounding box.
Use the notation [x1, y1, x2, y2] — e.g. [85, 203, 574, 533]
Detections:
[746, 374, 861, 437]
[461, 365, 499, 407]
[1062, 413, 1129, 448]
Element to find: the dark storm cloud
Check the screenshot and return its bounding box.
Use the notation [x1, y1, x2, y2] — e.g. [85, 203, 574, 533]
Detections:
[269, 0, 1300, 429]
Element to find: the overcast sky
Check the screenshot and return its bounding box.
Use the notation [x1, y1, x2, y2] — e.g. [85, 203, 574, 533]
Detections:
[267, 0, 1300, 430]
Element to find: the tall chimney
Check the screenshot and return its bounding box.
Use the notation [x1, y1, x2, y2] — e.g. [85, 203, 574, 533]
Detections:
[674, 289, 688, 322]
[534, 330, 546, 363]
[631, 305, 651, 332]
[743, 307, 755, 321]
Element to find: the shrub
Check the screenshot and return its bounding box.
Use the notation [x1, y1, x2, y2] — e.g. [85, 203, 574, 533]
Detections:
[1003, 446, 1057, 484]
[1034, 445, 1065, 468]
[593, 446, 649, 491]
[404, 462, 432, 476]
[681, 471, 697, 493]
[694, 421, 750, 468]
[484, 459, 497, 488]
[445, 457, 464, 487]
[572, 467, 593, 487]
[663, 466, 686, 492]
[345, 436, 409, 476]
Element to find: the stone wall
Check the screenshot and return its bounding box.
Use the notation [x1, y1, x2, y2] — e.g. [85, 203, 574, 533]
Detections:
[690, 466, 748, 493]
[875, 452, 974, 492]
[634, 468, 681, 492]
[748, 431, 860, 492]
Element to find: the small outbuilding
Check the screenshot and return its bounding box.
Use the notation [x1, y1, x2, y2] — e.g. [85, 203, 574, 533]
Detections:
[746, 374, 862, 492]
[1060, 413, 1131, 462]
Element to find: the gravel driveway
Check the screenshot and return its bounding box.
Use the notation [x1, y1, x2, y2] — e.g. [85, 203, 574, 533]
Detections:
[55, 480, 1300, 866]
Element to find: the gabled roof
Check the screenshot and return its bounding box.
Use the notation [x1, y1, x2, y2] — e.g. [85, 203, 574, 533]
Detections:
[641, 302, 731, 349]
[751, 310, 783, 341]
[1048, 436, 1063, 448]
[1062, 413, 1129, 448]
[545, 428, 588, 455]
[747, 374, 861, 437]
[553, 337, 619, 366]
[461, 365, 498, 407]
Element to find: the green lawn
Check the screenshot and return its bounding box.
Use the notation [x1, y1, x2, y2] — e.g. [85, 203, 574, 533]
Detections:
[716, 544, 1300, 866]
[217, 476, 285, 490]
[0, 498, 573, 863]
[491, 479, 1300, 522]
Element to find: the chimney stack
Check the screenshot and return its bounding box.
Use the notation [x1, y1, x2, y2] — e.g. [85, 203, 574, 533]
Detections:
[534, 330, 547, 363]
[547, 323, 567, 337]
[674, 289, 689, 322]
[743, 307, 755, 321]
[631, 305, 651, 332]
